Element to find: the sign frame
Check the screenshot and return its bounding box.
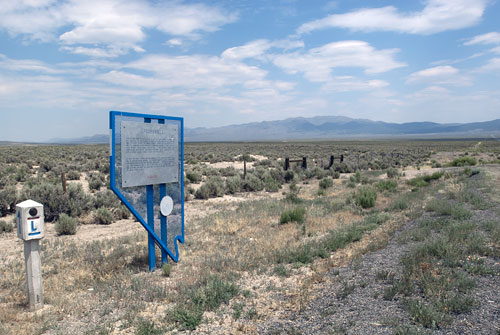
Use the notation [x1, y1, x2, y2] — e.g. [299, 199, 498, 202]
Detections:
[109, 111, 184, 270]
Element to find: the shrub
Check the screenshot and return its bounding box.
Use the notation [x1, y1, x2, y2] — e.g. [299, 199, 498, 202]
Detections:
[195, 176, 225, 199]
[407, 171, 444, 189]
[186, 171, 202, 183]
[88, 174, 104, 191]
[168, 275, 239, 330]
[319, 177, 334, 190]
[225, 176, 242, 194]
[95, 207, 113, 225]
[308, 167, 327, 179]
[242, 174, 264, 192]
[280, 207, 306, 224]
[350, 171, 361, 183]
[66, 170, 81, 180]
[162, 263, 172, 277]
[114, 205, 130, 220]
[0, 220, 13, 233]
[284, 182, 301, 203]
[0, 186, 17, 216]
[284, 170, 295, 183]
[66, 183, 92, 217]
[238, 153, 254, 162]
[55, 213, 77, 235]
[386, 168, 399, 178]
[355, 186, 377, 209]
[449, 157, 477, 167]
[21, 183, 65, 221]
[263, 173, 281, 192]
[93, 190, 120, 209]
[376, 180, 397, 192]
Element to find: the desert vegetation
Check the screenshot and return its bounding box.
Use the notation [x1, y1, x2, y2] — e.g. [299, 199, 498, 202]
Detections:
[0, 139, 499, 334]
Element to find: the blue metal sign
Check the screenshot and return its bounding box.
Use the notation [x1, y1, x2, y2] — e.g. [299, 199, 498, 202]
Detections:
[109, 111, 184, 271]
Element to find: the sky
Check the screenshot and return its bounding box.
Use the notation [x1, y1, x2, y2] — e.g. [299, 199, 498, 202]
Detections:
[1, 0, 500, 142]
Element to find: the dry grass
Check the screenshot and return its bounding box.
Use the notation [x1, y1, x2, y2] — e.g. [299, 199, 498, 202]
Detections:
[2, 150, 493, 334]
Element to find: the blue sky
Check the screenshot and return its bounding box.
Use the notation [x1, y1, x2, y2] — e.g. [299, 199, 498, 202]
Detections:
[1, 0, 500, 142]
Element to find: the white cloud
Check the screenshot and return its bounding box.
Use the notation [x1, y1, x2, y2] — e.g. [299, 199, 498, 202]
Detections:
[98, 54, 268, 90]
[476, 58, 500, 72]
[0, 0, 237, 57]
[0, 54, 61, 74]
[222, 40, 273, 60]
[221, 39, 303, 60]
[464, 32, 500, 45]
[298, 0, 487, 35]
[322, 76, 389, 92]
[166, 39, 183, 47]
[272, 40, 405, 82]
[407, 65, 471, 86]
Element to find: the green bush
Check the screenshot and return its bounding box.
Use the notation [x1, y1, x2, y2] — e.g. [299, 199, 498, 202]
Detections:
[186, 171, 202, 183]
[21, 183, 65, 221]
[67, 183, 92, 217]
[114, 205, 130, 220]
[319, 177, 334, 190]
[407, 171, 444, 189]
[449, 156, 477, 167]
[242, 174, 264, 192]
[350, 171, 361, 183]
[284, 170, 295, 183]
[263, 173, 281, 192]
[331, 170, 340, 179]
[66, 170, 81, 180]
[93, 190, 120, 209]
[168, 275, 239, 330]
[195, 176, 225, 199]
[376, 180, 397, 192]
[95, 207, 113, 225]
[88, 173, 104, 191]
[280, 207, 306, 224]
[162, 263, 172, 277]
[0, 185, 17, 216]
[225, 176, 242, 194]
[0, 220, 13, 233]
[55, 213, 77, 235]
[355, 186, 377, 209]
[386, 168, 399, 178]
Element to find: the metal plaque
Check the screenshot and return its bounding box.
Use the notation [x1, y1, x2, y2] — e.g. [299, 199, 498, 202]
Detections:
[121, 121, 179, 188]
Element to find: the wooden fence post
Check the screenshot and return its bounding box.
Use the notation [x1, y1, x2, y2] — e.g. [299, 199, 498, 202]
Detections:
[61, 172, 66, 194]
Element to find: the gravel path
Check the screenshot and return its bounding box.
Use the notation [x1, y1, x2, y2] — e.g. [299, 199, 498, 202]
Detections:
[259, 175, 500, 335]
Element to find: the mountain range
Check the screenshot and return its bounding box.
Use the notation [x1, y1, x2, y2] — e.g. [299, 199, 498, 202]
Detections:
[46, 116, 500, 143]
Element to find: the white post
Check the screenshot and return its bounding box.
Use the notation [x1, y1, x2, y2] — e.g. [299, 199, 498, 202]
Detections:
[24, 239, 43, 310]
[16, 199, 45, 311]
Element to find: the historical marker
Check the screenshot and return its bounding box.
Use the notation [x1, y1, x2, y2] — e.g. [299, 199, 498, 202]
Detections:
[109, 111, 184, 271]
[121, 121, 179, 188]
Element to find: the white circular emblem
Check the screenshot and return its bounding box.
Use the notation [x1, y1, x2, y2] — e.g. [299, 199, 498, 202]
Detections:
[160, 196, 173, 216]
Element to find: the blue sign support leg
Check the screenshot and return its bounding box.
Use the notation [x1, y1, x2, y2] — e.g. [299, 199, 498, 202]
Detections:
[144, 117, 155, 271]
[159, 184, 168, 264]
[146, 184, 155, 271]
[158, 118, 168, 264]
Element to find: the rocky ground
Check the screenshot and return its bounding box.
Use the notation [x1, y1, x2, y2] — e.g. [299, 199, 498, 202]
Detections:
[258, 168, 500, 335]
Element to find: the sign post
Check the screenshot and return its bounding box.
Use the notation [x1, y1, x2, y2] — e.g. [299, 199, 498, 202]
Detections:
[16, 199, 45, 310]
[109, 111, 184, 271]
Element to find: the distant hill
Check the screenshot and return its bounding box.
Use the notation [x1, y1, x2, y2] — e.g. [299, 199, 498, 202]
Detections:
[44, 116, 500, 143]
[185, 116, 500, 141]
[47, 134, 109, 144]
